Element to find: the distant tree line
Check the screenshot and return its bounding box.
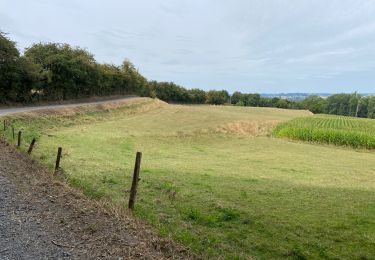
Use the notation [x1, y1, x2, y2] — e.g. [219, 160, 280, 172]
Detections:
[231, 92, 302, 109]
[301, 94, 375, 119]
[231, 92, 375, 119]
[1, 32, 375, 118]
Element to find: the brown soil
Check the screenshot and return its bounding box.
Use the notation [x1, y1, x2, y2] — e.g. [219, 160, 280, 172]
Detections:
[0, 140, 191, 259]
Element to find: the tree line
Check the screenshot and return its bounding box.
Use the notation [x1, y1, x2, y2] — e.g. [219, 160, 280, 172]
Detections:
[302, 94, 375, 118]
[1, 32, 233, 105]
[1, 32, 149, 103]
[231, 92, 375, 119]
[1, 32, 375, 118]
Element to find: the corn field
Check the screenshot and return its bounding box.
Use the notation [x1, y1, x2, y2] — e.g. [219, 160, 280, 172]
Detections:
[273, 115, 375, 149]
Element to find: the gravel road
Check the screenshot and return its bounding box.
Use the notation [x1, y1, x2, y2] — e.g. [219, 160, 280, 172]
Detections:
[0, 173, 72, 259]
[0, 97, 138, 116]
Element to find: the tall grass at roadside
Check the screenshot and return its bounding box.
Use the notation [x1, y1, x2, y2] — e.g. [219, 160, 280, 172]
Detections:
[273, 115, 375, 149]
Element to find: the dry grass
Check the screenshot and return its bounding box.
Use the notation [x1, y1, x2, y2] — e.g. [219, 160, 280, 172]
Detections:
[214, 120, 279, 136]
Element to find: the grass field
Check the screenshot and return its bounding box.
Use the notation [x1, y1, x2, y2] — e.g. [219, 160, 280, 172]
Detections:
[273, 114, 375, 149]
[2, 99, 375, 259]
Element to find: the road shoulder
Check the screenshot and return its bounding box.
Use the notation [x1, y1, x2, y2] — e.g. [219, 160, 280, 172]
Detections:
[0, 140, 189, 259]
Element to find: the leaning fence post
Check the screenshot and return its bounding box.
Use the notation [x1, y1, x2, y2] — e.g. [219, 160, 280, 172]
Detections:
[128, 152, 142, 210]
[17, 131, 22, 147]
[27, 138, 36, 155]
[55, 147, 62, 173]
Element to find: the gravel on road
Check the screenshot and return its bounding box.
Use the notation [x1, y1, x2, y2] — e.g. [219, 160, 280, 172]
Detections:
[0, 96, 140, 116]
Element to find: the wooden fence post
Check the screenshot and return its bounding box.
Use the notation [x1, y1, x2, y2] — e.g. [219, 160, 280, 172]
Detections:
[128, 152, 142, 210]
[27, 138, 36, 155]
[3, 120, 6, 131]
[55, 147, 62, 173]
[17, 131, 22, 147]
[12, 127, 15, 140]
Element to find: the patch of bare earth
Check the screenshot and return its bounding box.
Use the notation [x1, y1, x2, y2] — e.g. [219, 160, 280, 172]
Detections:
[214, 120, 280, 136]
[0, 140, 190, 259]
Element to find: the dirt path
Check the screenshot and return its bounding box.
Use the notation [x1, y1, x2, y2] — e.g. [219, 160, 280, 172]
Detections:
[0, 96, 140, 116]
[0, 141, 189, 259]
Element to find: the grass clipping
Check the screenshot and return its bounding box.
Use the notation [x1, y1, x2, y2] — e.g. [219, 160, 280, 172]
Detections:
[214, 120, 279, 136]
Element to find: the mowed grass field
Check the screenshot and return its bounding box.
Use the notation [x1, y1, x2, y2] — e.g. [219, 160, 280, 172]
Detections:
[274, 114, 375, 149]
[2, 99, 375, 259]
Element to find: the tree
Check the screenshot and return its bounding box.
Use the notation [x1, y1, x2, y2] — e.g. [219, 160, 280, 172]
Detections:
[25, 43, 98, 100]
[0, 32, 20, 102]
[275, 98, 289, 108]
[0, 32, 39, 103]
[325, 93, 362, 117]
[231, 91, 244, 105]
[206, 90, 229, 105]
[302, 95, 327, 114]
[356, 97, 369, 118]
[188, 88, 207, 103]
[367, 96, 375, 119]
[348, 93, 360, 117]
[121, 60, 148, 94]
[96, 63, 125, 95]
[244, 93, 261, 107]
[326, 94, 348, 115]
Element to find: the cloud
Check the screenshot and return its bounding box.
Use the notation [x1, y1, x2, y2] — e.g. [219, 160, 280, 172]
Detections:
[1, 0, 375, 93]
[285, 48, 356, 64]
[313, 21, 375, 48]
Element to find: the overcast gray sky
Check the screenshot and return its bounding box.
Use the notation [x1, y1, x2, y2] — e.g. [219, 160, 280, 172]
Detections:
[1, 0, 375, 93]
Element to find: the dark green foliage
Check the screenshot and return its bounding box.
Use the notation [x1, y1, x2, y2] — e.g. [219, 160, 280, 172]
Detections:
[96, 63, 126, 95]
[206, 90, 229, 105]
[231, 91, 243, 104]
[0, 32, 40, 103]
[230, 91, 302, 110]
[1, 33, 150, 103]
[24, 44, 147, 100]
[320, 93, 375, 119]
[121, 60, 148, 94]
[232, 91, 375, 120]
[140, 81, 209, 104]
[301, 95, 327, 114]
[146, 81, 190, 102]
[188, 88, 207, 104]
[24, 43, 98, 100]
[244, 93, 261, 106]
[367, 97, 375, 118]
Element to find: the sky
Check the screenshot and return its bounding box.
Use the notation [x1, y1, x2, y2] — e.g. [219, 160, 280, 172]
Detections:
[1, 0, 375, 93]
